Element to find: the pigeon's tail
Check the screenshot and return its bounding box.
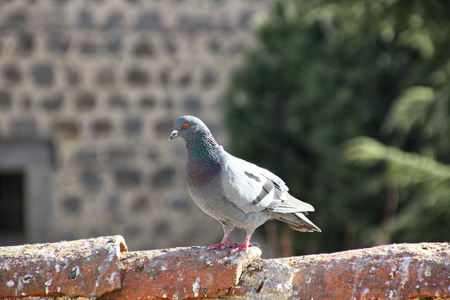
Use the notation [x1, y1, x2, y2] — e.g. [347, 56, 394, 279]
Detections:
[275, 212, 321, 232]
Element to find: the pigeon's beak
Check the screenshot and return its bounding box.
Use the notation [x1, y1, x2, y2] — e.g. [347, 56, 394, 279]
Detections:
[168, 130, 178, 141]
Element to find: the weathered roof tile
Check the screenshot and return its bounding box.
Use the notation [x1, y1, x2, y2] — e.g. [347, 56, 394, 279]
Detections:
[102, 246, 262, 299]
[0, 238, 448, 299]
[281, 242, 450, 299]
[0, 236, 127, 298]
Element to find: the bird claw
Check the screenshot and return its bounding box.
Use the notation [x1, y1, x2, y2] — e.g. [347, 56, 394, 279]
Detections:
[228, 242, 253, 254]
[206, 241, 236, 250]
[207, 237, 259, 254]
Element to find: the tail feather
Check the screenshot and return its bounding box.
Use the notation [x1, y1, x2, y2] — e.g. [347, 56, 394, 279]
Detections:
[276, 212, 321, 232]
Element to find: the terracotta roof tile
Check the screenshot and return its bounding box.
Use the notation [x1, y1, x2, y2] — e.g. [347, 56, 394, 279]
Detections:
[265, 242, 450, 299]
[0, 237, 449, 299]
[102, 246, 262, 299]
[0, 236, 127, 298]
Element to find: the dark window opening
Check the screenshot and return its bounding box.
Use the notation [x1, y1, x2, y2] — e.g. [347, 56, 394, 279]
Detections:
[0, 172, 25, 240]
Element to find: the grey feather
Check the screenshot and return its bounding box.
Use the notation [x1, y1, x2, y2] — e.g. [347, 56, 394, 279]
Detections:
[269, 193, 315, 214]
[276, 212, 321, 232]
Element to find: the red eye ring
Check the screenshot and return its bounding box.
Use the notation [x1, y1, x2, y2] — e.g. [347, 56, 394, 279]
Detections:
[183, 122, 189, 128]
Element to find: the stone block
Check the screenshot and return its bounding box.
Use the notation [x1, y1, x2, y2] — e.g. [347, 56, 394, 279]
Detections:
[139, 95, 155, 110]
[123, 222, 144, 239]
[115, 168, 142, 188]
[183, 94, 202, 111]
[108, 93, 128, 109]
[97, 68, 115, 86]
[2, 10, 27, 30]
[66, 68, 80, 86]
[9, 118, 38, 137]
[238, 10, 255, 30]
[76, 91, 96, 111]
[20, 95, 32, 110]
[164, 96, 173, 110]
[16, 32, 34, 54]
[103, 11, 123, 30]
[159, 68, 171, 86]
[153, 117, 173, 137]
[50, 119, 80, 140]
[107, 145, 135, 163]
[77, 9, 94, 29]
[0, 90, 12, 110]
[106, 195, 122, 219]
[135, 11, 162, 31]
[208, 38, 222, 53]
[32, 63, 54, 86]
[62, 196, 83, 215]
[42, 93, 64, 112]
[47, 33, 70, 53]
[105, 36, 123, 54]
[202, 69, 217, 88]
[147, 148, 160, 161]
[80, 169, 103, 189]
[123, 116, 143, 136]
[3, 64, 22, 83]
[228, 40, 246, 54]
[126, 67, 150, 86]
[178, 14, 214, 34]
[151, 166, 176, 189]
[164, 39, 177, 54]
[154, 219, 171, 237]
[91, 118, 113, 137]
[178, 72, 192, 87]
[80, 40, 97, 56]
[133, 40, 154, 57]
[131, 195, 150, 213]
[74, 148, 97, 165]
[171, 196, 190, 212]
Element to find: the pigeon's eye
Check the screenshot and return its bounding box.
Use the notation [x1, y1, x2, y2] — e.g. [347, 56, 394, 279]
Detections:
[183, 122, 189, 128]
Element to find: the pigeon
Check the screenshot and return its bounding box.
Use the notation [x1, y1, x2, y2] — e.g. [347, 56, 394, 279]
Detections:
[169, 115, 320, 254]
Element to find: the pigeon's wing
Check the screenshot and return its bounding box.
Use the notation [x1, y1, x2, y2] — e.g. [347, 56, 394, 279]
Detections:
[221, 154, 314, 214]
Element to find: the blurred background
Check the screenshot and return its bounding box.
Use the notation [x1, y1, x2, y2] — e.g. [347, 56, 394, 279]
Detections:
[0, 0, 449, 258]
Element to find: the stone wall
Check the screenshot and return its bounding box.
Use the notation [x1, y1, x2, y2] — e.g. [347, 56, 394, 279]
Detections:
[0, 0, 272, 250]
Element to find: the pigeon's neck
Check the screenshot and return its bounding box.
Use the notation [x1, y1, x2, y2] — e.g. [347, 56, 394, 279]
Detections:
[186, 130, 221, 160]
[186, 131, 223, 185]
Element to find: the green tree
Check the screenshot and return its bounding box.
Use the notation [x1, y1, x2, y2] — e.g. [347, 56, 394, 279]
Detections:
[226, 0, 450, 255]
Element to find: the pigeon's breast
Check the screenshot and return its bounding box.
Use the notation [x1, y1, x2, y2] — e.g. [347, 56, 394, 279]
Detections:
[187, 160, 222, 186]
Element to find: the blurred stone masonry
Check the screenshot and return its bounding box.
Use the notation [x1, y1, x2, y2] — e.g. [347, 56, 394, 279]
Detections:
[0, 0, 272, 250]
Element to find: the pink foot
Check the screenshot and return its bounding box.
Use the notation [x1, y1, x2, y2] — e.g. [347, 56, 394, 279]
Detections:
[229, 243, 248, 254]
[229, 236, 253, 254]
[206, 239, 236, 250]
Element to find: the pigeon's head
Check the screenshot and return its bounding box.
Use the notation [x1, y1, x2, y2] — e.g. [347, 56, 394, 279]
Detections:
[169, 115, 209, 142]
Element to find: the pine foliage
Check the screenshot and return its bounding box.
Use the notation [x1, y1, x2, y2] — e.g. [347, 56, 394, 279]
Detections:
[226, 0, 450, 254]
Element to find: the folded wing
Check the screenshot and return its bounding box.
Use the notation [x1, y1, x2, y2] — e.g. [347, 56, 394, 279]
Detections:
[221, 155, 315, 215]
